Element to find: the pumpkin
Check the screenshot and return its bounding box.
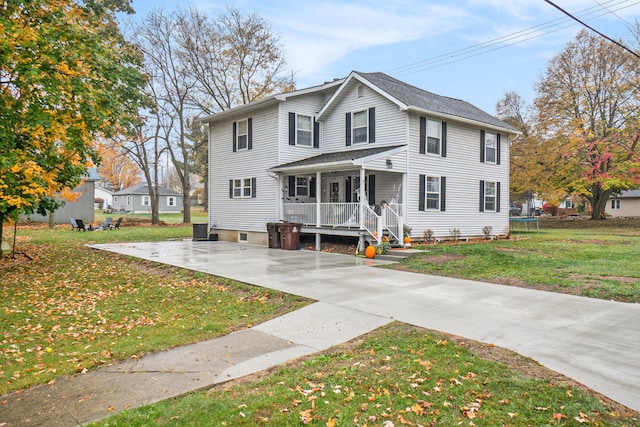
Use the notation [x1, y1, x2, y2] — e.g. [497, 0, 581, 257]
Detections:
[404, 236, 411, 243]
[365, 245, 376, 259]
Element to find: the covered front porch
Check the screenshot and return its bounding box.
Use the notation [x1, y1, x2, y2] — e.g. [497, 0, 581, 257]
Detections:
[270, 145, 408, 248]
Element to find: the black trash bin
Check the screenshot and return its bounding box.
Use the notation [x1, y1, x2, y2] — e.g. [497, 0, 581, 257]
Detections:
[266, 222, 281, 248]
[280, 222, 301, 250]
[192, 223, 208, 241]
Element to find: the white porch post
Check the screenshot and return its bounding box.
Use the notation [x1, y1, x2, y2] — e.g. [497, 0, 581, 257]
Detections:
[277, 174, 284, 221]
[401, 171, 407, 242]
[315, 171, 321, 228]
[315, 171, 321, 251]
[359, 168, 365, 229]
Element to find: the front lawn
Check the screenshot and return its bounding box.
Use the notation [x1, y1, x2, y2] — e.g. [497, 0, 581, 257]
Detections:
[91, 323, 639, 426]
[394, 227, 640, 302]
[0, 225, 309, 395]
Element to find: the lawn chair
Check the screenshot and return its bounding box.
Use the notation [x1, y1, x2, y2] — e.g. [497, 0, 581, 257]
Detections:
[110, 217, 123, 230]
[103, 217, 113, 229]
[75, 218, 88, 231]
[69, 217, 85, 231]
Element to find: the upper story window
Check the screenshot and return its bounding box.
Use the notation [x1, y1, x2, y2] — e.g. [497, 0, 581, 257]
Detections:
[236, 119, 248, 150]
[419, 117, 447, 157]
[353, 110, 368, 143]
[233, 118, 253, 152]
[480, 130, 500, 164]
[296, 115, 312, 146]
[346, 108, 375, 146]
[484, 132, 496, 163]
[289, 113, 318, 148]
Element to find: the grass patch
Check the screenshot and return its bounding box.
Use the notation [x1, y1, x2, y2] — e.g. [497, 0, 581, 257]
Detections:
[395, 228, 640, 302]
[0, 225, 309, 395]
[90, 323, 639, 426]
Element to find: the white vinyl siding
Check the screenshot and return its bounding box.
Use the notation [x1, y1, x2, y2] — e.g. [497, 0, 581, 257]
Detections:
[408, 114, 509, 238]
[209, 107, 279, 232]
[321, 82, 405, 152]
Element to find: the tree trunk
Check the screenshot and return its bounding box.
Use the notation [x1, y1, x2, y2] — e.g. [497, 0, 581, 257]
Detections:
[589, 184, 613, 219]
[0, 216, 4, 258]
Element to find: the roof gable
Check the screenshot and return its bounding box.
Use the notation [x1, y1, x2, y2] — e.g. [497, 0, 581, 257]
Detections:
[318, 71, 517, 133]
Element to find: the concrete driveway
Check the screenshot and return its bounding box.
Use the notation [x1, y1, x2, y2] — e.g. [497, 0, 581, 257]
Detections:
[91, 240, 640, 411]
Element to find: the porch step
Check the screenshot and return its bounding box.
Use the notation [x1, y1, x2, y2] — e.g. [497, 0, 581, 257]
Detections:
[374, 248, 423, 262]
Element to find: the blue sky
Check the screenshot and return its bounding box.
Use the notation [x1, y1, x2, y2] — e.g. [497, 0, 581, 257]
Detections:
[125, 0, 640, 114]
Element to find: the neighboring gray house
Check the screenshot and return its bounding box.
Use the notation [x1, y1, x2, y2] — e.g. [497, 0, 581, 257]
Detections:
[201, 71, 518, 248]
[26, 168, 98, 224]
[606, 190, 640, 217]
[112, 183, 183, 214]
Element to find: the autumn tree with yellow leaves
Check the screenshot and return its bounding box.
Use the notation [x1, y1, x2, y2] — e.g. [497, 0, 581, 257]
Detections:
[0, 0, 148, 250]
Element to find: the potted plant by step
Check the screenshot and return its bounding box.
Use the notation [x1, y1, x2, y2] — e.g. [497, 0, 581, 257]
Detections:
[209, 221, 219, 241]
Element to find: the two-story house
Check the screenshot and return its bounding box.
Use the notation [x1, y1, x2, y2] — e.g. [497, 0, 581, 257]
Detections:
[202, 71, 518, 249]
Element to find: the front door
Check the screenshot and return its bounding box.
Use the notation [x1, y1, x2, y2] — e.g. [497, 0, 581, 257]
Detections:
[327, 177, 343, 202]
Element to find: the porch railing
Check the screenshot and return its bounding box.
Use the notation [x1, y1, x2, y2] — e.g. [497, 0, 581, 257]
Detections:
[283, 202, 404, 244]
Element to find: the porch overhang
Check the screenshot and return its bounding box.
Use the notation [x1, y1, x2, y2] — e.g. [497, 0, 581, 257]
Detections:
[269, 144, 408, 174]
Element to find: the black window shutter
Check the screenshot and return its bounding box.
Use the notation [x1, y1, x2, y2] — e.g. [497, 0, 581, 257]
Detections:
[251, 177, 256, 198]
[247, 118, 253, 150]
[345, 113, 351, 146]
[368, 107, 375, 143]
[419, 116, 426, 154]
[368, 175, 375, 205]
[313, 118, 320, 148]
[496, 182, 501, 212]
[232, 122, 237, 152]
[496, 133, 501, 165]
[310, 177, 316, 198]
[480, 130, 485, 163]
[345, 176, 352, 202]
[288, 176, 296, 197]
[479, 180, 485, 212]
[440, 176, 446, 211]
[288, 113, 296, 146]
[419, 175, 426, 211]
[229, 180, 234, 198]
[441, 122, 448, 158]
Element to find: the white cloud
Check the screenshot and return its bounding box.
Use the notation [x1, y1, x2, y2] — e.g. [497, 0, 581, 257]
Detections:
[263, 1, 469, 83]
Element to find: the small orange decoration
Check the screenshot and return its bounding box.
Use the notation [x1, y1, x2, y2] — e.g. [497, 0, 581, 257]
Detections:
[365, 245, 376, 259]
[404, 236, 411, 243]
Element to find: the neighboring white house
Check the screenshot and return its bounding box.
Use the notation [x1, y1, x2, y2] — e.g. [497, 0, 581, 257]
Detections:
[112, 183, 183, 214]
[606, 190, 640, 217]
[94, 186, 113, 210]
[201, 71, 518, 248]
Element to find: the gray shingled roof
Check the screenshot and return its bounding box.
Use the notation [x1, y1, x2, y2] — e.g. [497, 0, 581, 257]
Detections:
[270, 145, 406, 171]
[356, 72, 517, 131]
[617, 189, 640, 198]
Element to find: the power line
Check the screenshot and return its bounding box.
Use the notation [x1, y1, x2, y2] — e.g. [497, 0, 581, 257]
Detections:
[386, 0, 639, 76]
[543, 0, 640, 59]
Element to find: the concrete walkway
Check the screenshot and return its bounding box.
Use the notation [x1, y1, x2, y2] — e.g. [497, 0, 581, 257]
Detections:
[2, 241, 639, 425]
